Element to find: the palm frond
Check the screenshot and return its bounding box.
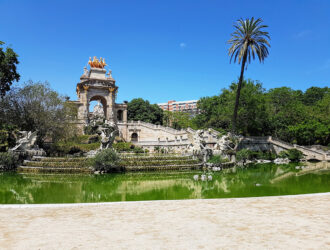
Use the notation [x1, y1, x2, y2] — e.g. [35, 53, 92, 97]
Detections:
[228, 17, 270, 64]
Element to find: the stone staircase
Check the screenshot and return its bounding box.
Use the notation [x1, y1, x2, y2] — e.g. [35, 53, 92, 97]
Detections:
[18, 157, 93, 173]
[243, 136, 329, 161]
[268, 137, 329, 161]
[18, 155, 202, 173]
[119, 154, 202, 171]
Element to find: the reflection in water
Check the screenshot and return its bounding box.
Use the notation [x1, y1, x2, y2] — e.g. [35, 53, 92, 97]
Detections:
[0, 162, 329, 204]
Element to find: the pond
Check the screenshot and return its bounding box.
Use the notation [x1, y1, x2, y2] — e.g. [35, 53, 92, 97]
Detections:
[0, 162, 329, 204]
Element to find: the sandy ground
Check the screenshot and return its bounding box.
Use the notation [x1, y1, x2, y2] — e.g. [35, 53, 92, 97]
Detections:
[0, 194, 330, 250]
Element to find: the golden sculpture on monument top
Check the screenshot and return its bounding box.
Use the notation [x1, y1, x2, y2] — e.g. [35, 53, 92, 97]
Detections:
[88, 56, 107, 69]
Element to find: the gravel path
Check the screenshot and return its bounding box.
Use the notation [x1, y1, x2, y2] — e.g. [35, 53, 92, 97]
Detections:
[1, 193, 330, 249]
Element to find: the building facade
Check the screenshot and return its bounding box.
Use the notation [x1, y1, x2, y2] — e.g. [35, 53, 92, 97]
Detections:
[157, 100, 198, 114]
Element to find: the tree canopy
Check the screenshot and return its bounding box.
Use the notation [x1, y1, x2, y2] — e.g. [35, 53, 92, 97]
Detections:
[0, 81, 77, 146]
[0, 41, 20, 97]
[193, 80, 330, 146]
[163, 110, 196, 130]
[127, 98, 163, 125]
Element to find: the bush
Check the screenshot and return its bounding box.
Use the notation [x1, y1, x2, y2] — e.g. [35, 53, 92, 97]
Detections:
[279, 149, 303, 162]
[255, 151, 277, 160]
[91, 148, 120, 172]
[0, 129, 17, 152]
[113, 142, 134, 152]
[236, 149, 253, 163]
[207, 155, 229, 164]
[133, 147, 144, 154]
[0, 152, 18, 171]
[278, 151, 288, 159]
[50, 135, 101, 156]
[112, 142, 146, 154]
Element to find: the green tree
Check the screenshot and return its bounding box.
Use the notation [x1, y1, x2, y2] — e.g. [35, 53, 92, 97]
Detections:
[266, 87, 308, 141]
[0, 81, 77, 147]
[194, 80, 269, 135]
[288, 120, 330, 145]
[228, 17, 270, 133]
[0, 41, 20, 97]
[127, 98, 163, 125]
[303, 87, 329, 106]
[163, 110, 195, 130]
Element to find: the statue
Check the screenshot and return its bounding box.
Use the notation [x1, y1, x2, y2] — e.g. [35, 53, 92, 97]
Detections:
[188, 129, 212, 163]
[107, 70, 112, 78]
[99, 123, 119, 149]
[83, 67, 89, 77]
[88, 56, 107, 69]
[93, 101, 104, 118]
[10, 131, 38, 151]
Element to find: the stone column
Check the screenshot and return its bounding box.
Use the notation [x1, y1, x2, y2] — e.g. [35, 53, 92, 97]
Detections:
[82, 85, 90, 123]
[108, 87, 116, 123]
[123, 109, 128, 123]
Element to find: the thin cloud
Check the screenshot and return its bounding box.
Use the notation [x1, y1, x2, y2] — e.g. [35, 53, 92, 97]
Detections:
[294, 30, 312, 39]
[179, 42, 186, 48]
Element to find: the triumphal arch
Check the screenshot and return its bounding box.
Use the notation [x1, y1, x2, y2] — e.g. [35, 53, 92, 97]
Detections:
[72, 57, 127, 131]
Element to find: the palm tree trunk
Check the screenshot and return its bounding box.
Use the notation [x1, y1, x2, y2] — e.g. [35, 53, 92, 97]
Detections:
[232, 50, 248, 134]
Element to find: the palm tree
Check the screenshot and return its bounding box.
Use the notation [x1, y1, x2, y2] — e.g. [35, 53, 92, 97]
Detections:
[228, 17, 270, 133]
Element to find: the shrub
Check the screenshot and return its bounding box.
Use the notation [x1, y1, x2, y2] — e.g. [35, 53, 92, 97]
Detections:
[133, 147, 144, 154]
[0, 152, 18, 171]
[91, 148, 120, 172]
[0, 129, 16, 152]
[112, 142, 146, 154]
[207, 155, 229, 164]
[278, 149, 303, 161]
[255, 151, 277, 160]
[236, 149, 253, 163]
[278, 151, 288, 159]
[154, 146, 160, 153]
[113, 142, 134, 152]
[50, 135, 101, 156]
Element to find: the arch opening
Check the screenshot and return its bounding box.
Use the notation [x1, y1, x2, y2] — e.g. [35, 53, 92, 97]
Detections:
[131, 133, 138, 142]
[89, 95, 107, 120]
[117, 110, 123, 122]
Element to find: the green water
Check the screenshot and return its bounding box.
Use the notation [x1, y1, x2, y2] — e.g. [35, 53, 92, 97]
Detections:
[0, 162, 329, 204]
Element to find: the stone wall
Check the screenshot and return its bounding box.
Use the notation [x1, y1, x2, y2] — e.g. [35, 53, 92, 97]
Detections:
[117, 121, 220, 153]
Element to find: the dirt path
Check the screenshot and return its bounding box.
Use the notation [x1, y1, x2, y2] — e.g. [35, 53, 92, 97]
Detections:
[1, 193, 330, 249]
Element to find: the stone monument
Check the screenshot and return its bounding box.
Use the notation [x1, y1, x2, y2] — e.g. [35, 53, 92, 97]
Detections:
[69, 56, 128, 132]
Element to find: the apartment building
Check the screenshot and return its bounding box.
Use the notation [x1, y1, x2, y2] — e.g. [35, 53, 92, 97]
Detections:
[157, 100, 199, 114]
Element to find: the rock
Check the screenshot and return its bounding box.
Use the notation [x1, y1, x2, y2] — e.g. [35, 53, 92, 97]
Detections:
[274, 158, 290, 164]
[206, 163, 213, 168]
[86, 150, 99, 158]
[256, 159, 272, 164]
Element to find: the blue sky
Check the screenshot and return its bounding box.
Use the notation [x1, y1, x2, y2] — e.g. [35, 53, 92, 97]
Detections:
[1, 0, 329, 104]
